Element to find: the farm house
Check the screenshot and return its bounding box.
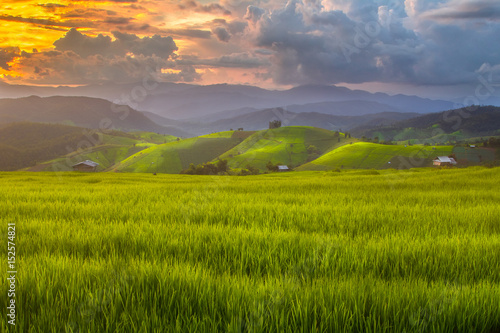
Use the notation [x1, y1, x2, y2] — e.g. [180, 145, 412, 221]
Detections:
[72, 160, 99, 172]
[278, 165, 290, 172]
[433, 156, 457, 166]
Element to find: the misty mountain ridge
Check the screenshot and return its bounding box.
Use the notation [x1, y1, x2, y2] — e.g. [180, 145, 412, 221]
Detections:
[0, 81, 459, 119]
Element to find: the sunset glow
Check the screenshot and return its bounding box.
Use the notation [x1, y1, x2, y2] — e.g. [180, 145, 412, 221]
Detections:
[0, 0, 499, 96]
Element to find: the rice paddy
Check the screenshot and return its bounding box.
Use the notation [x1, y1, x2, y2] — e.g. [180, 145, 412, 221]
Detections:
[1, 167, 500, 332]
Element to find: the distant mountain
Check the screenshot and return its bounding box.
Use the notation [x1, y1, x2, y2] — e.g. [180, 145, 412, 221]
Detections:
[0, 96, 190, 137]
[352, 105, 500, 141]
[0, 82, 456, 119]
[285, 100, 401, 116]
[144, 107, 420, 136]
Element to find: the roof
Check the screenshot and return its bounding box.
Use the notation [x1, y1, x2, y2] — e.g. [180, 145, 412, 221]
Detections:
[433, 156, 457, 164]
[278, 165, 289, 170]
[73, 160, 99, 167]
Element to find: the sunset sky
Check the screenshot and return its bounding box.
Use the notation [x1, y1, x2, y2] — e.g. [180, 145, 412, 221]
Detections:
[0, 0, 499, 98]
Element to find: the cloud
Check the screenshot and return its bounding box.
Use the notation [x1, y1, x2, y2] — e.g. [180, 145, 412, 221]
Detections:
[177, 53, 268, 68]
[239, 0, 500, 86]
[161, 28, 212, 39]
[10, 49, 198, 85]
[2, 29, 187, 85]
[112, 31, 178, 58]
[213, 27, 231, 42]
[178, 0, 232, 15]
[0, 14, 90, 28]
[0, 47, 20, 70]
[423, 0, 500, 21]
[244, 5, 266, 22]
[53, 28, 178, 59]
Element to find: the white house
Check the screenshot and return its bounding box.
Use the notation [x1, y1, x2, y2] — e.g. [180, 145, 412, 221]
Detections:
[433, 156, 457, 166]
[277, 165, 290, 172]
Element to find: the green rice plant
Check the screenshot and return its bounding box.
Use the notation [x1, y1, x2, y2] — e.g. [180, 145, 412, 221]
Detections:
[0, 167, 499, 332]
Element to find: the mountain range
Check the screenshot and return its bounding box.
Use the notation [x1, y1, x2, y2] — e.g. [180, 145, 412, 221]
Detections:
[0, 82, 458, 119]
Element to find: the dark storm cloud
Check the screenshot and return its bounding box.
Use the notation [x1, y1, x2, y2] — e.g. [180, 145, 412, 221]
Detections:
[178, 0, 232, 15]
[244, 5, 265, 22]
[243, 0, 500, 86]
[53, 28, 178, 58]
[209, 19, 247, 42]
[0, 47, 20, 70]
[213, 27, 231, 42]
[0, 15, 89, 28]
[60, 8, 118, 19]
[38, 3, 67, 10]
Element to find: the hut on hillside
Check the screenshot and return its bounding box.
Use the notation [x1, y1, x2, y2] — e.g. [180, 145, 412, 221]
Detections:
[277, 165, 290, 172]
[72, 160, 99, 172]
[432, 156, 457, 166]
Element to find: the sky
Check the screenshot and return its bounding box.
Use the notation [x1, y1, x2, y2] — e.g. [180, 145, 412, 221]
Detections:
[0, 0, 499, 99]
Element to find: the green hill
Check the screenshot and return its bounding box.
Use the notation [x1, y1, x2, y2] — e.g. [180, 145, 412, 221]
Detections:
[297, 142, 454, 171]
[0, 95, 191, 137]
[0, 122, 105, 171]
[14, 126, 178, 172]
[353, 105, 500, 142]
[217, 126, 345, 171]
[112, 131, 252, 173]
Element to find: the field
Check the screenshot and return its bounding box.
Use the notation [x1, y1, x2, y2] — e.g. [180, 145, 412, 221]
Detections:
[297, 143, 454, 171]
[218, 127, 346, 171]
[1, 168, 500, 332]
[112, 131, 249, 173]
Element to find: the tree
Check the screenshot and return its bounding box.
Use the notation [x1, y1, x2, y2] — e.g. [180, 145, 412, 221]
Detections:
[216, 159, 228, 173]
[266, 161, 279, 172]
[246, 164, 260, 175]
[307, 145, 320, 154]
[269, 120, 282, 129]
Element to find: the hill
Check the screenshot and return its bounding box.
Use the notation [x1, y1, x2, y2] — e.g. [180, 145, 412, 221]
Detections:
[112, 131, 254, 173]
[0, 122, 132, 171]
[0, 96, 190, 137]
[0, 122, 104, 171]
[0, 122, 178, 171]
[352, 105, 500, 143]
[296, 142, 455, 171]
[217, 126, 345, 171]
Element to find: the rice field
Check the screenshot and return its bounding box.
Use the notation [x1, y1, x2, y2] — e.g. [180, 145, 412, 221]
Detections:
[1, 167, 500, 332]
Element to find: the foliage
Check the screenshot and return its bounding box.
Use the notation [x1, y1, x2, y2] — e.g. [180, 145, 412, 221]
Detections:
[269, 120, 282, 129]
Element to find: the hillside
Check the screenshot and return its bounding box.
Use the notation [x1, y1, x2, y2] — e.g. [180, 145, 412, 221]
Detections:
[297, 142, 454, 170]
[352, 105, 500, 142]
[217, 126, 344, 171]
[0, 122, 178, 171]
[112, 131, 254, 173]
[0, 96, 190, 137]
[0, 122, 101, 171]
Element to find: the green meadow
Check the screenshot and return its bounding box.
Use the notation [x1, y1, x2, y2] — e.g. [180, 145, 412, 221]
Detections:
[1, 167, 500, 332]
[218, 127, 347, 171]
[297, 142, 454, 171]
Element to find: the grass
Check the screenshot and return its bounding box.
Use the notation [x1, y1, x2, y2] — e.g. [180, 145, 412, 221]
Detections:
[298, 142, 454, 171]
[1, 167, 500, 332]
[218, 127, 342, 171]
[113, 135, 244, 173]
